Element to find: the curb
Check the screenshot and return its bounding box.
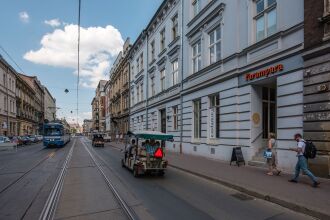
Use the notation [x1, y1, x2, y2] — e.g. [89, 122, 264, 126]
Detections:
[169, 164, 329, 220]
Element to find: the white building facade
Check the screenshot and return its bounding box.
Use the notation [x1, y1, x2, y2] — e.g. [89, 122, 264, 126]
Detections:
[129, 0, 304, 172]
[43, 87, 56, 121]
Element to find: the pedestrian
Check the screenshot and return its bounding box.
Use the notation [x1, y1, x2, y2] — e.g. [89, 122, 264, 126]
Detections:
[289, 133, 320, 187]
[116, 133, 119, 144]
[266, 133, 281, 176]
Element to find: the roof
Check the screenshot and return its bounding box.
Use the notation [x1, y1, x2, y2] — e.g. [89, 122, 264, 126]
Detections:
[128, 130, 174, 141]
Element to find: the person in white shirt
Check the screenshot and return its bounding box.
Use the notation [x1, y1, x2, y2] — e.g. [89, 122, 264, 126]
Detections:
[289, 133, 320, 187]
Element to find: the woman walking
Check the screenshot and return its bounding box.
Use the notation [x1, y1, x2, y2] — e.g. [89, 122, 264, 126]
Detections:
[266, 133, 281, 176]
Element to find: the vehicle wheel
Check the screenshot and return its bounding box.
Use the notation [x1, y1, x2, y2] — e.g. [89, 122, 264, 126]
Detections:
[133, 166, 139, 177]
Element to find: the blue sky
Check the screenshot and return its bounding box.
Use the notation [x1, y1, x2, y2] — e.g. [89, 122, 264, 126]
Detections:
[0, 0, 162, 124]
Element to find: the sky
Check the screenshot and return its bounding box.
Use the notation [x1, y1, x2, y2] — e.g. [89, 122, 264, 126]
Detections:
[0, 0, 162, 125]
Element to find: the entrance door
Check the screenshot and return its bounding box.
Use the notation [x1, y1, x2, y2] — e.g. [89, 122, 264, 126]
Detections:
[262, 87, 276, 139]
[160, 109, 166, 133]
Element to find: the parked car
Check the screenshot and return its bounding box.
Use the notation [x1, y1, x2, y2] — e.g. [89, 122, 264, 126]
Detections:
[28, 135, 38, 143]
[36, 135, 43, 141]
[0, 136, 16, 148]
[103, 134, 112, 142]
[21, 136, 32, 145]
[0, 136, 10, 143]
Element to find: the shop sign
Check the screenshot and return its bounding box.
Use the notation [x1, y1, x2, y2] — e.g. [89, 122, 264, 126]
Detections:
[209, 108, 216, 139]
[245, 64, 284, 81]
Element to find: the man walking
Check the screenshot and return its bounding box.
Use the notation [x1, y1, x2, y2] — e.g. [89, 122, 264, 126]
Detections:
[289, 133, 320, 187]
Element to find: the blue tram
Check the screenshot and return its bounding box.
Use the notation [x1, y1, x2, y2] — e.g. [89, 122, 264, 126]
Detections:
[43, 123, 70, 147]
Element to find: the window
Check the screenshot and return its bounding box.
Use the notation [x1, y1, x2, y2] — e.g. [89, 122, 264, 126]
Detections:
[150, 76, 155, 96]
[192, 41, 201, 73]
[160, 69, 166, 92]
[150, 40, 155, 61]
[171, 60, 179, 86]
[193, 99, 201, 139]
[172, 106, 178, 131]
[131, 65, 134, 79]
[140, 53, 143, 70]
[160, 28, 166, 51]
[192, 0, 201, 17]
[140, 115, 143, 130]
[171, 14, 178, 40]
[136, 58, 140, 73]
[136, 85, 140, 103]
[209, 94, 220, 139]
[4, 97, 7, 111]
[209, 26, 221, 64]
[255, 0, 277, 42]
[140, 83, 143, 101]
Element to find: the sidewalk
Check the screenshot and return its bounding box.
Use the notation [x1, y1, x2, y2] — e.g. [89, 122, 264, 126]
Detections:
[107, 141, 330, 219]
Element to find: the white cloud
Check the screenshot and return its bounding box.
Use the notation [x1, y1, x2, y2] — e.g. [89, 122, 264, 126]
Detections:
[19, 11, 29, 23]
[44, 19, 61, 27]
[24, 24, 124, 88]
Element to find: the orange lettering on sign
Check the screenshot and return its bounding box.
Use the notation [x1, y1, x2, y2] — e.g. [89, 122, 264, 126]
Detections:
[245, 64, 284, 81]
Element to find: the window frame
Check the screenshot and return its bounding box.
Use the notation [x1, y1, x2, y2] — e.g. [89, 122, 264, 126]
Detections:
[171, 14, 179, 41]
[192, 40, 201, 74]
[193, 99, 201, 139]
[209, 26, 221, 64]
[172, 106, 178, 131]
[171, 60, 179, 86]
[160, 69, 166, 92]
[160, 28, 166, 52]
[192, 0, 201, 17]
[254, 0, 277, 42]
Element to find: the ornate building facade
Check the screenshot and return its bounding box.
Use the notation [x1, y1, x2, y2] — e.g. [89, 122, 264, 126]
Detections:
[109, 38, 131, 137]
[0, 56, 17, 136]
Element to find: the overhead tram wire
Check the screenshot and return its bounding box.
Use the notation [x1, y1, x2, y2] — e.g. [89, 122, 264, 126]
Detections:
[77, 0, 81, 125]
[0, 45, 26, 75]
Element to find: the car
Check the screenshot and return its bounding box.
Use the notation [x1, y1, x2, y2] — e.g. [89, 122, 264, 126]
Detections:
[122, 131, 173, 177]
[20, 136, 32, 145]
[28, 135, 39, 143]
[0, 136, 16, 148]
[103, 134, 111, 142]
[92, 134, 104, 147]
[36, 135, 43, 141]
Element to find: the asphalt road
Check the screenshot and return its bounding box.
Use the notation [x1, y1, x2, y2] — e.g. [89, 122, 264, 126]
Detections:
[0, 137, 316, 220]
[0, 140, 72, 220]
[82, 137, 315, 220]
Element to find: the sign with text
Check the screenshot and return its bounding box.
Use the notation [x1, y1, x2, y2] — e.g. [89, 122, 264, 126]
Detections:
[209, 108, 216, 139]
[245, 64, 284, 81]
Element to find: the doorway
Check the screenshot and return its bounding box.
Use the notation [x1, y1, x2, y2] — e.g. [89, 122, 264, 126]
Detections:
[262, 87, 276, 139]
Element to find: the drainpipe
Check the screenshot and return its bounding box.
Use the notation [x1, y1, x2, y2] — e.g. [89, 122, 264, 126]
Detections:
[179, 0, 184, 154]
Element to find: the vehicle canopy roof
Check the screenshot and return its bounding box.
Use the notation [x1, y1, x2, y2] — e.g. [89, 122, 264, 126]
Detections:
[127, 130, 173, 141]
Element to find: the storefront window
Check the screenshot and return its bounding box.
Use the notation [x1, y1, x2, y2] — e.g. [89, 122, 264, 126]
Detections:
[193, 99, 201, 139]
[172, 106, 178, 131]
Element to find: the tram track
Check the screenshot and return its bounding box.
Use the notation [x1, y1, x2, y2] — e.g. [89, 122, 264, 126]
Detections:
[0, 148, 60, 196]
[39, 139, 76, 220]
[81, 140, 137, 220]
